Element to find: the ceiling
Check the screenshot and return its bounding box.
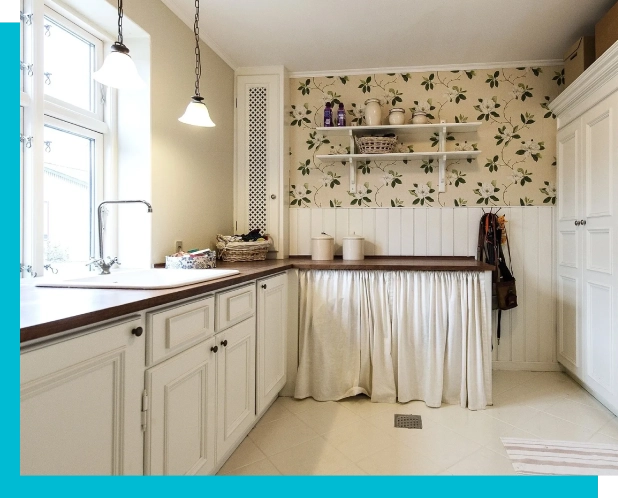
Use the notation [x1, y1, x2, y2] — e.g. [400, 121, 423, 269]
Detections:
[161, 0, 615, 74]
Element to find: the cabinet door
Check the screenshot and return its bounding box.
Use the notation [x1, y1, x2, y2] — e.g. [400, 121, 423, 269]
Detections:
[556, 118, 583, 375]
[580, 92, 618, 405]
[145, 338, 217, 475]
[235, 73, 283, 252]
[216, 318, 256, 463]
[20, 317, 145, 475]
[256, 273, 287, 416]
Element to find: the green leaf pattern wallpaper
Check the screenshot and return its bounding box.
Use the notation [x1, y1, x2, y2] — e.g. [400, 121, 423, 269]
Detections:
[289, 67, 564, 208]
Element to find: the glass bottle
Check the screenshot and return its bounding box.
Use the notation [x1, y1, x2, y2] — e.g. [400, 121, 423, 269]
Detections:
[337, 103, 346, 126]
[323, 102, 333, 127]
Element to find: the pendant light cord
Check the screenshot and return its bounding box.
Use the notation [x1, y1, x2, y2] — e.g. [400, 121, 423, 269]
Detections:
[117, 0, 124, 45]
[193, 0, 201, 97]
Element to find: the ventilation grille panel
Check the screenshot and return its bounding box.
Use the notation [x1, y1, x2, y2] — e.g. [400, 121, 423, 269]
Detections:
[247, 86, 268, 233]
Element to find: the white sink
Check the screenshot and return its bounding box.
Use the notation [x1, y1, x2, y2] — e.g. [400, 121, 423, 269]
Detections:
[34, 269, 240, 290]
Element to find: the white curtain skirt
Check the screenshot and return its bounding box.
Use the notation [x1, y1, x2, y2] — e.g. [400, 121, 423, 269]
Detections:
[294, 270, 492, 410]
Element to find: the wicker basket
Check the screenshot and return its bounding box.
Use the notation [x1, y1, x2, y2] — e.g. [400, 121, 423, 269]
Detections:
[216, 234, 272, 262]
[355, 135, 398, 154]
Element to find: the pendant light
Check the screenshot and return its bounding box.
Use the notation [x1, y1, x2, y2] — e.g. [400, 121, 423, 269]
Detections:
[179, 0, 215, 127]
[93, 0, 144, 89]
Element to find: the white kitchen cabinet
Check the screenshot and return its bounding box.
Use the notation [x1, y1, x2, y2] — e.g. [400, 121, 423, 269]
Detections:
[256, 272, 288, 416]
[235, 67, 289, 257]
[20, 316, 146, 475]
[144, 337, 217, 475]
[550, 42, 618, 414]
[216, 317, 256, 463]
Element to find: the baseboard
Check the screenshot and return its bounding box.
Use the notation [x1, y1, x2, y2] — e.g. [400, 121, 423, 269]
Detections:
[492, 361, 562, 371]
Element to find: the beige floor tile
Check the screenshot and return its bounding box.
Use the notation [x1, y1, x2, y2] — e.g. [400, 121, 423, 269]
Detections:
[492, 370, 541, 395]
[326, 425, 400, 463]
[485, 402, 542, 429]
[275, 396, 323, 414]
[256, 398, 295, 427]
[218, 458, 281, 476]
[524, 410, 596, 442]
[588, 431, 618, 446]
[248, 414, 319, 456]
[338, 395, 402, 419]
[562, 386, 613, 411]
[321, 418, 378, 447]
[217, 437, 266, 474]
[295, 400, 363, 435]
[528, 372, 582, 394]
[398, 424, 482, 469]
[268, 437, 358, 475]
[356, 443, 442, 475]
[442, 447, 516, 475]
[599, 417, 618, 439]
[543, 397, 615, 432]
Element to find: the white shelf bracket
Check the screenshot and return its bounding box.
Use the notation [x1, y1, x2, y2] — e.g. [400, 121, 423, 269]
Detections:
[349, 158, 356, 193]
[438, 154, 447, 193]
[348, 129, 356, 193]
[438, 123, 447, 193]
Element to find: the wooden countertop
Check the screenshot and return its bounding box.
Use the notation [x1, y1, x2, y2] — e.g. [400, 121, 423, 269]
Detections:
[20, 257, 493, 343]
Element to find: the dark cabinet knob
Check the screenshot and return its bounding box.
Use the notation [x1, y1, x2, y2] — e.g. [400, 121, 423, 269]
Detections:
[211, 345, 218, 353]
[261, 284, 267, 289]
[581, 219, 586, 226]
[131, 326, 143, 337]
[221, 339, 228, 347]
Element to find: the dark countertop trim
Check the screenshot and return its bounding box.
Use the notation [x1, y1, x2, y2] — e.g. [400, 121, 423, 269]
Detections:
[20, 257, 494, 343]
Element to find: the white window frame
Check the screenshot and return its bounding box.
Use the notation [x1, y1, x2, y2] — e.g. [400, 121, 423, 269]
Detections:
[43, 116, 104, 265]
[20, 0, 117, 277]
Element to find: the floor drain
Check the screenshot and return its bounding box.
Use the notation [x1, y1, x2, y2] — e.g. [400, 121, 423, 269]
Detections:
[394, 414, 422, 429]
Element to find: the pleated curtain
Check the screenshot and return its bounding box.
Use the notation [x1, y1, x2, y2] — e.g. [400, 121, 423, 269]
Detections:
[294, 270, 492, 410]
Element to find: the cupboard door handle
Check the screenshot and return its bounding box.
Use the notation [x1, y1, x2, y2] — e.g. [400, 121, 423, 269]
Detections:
[580, 219, 586, 226]
[211, 345, 218, 353]
[221, 340, 228, 347]
[271, 194, 276, 199]
[261, 284, 267, 289]
[575, 220, 581, 226]
[131, 326, 143, 337]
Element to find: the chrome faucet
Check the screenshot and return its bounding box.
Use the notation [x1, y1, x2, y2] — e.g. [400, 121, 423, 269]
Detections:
[87, 200, 153, 275]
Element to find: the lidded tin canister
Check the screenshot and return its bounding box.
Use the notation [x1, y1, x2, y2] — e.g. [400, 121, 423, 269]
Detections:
[311, 233, 334, 260]
[342, 234, 364, 260]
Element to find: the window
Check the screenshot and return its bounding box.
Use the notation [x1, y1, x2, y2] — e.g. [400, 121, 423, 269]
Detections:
[20, 1, 114, 278]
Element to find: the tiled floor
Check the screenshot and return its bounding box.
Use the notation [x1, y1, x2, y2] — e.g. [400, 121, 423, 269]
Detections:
[217, 371, 618, 476]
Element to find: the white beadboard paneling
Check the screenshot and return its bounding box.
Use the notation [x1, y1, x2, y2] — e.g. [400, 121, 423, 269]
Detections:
[441, 208, 454, 256]
[388, 209, 402, 256]
[362, 209, 376, 256]
[453, 208, 469, 256]
[374, 210, 389, 255]
[289, 209, 298, 255]
[335, 209, 349, 255]
[310, 208, 323, 238]
[427, 209, 442, 255]
[413, 209, 428, 256]
[508, 208, 526, 363]
[288, 206, 557, 369]
[297, 209, 312, 255]
[401, 209, 415, 255]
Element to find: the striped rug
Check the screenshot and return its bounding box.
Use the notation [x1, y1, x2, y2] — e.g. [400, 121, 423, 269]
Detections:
[501, 437, 618, 475]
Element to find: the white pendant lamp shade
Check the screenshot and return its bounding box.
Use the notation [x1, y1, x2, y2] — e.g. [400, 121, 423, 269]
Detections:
[179, 97, 216, 127]
[179, 0, 215, 127]
[93, 44, 144, 90]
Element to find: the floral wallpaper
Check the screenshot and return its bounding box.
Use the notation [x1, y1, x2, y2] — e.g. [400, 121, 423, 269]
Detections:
[289, 66, 564, 208]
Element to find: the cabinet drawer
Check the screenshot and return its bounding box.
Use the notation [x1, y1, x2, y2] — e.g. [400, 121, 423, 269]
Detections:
[147, 296, 214, 365]
[216, 284, 256, 331]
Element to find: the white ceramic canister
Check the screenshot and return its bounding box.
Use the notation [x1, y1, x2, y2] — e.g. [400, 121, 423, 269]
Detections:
[364, 98, 382, 126]
[411, 111, 430, 124]
[388, 108, 406, 125]
[342, 235, 364, 260]
[311, 233, 334, 260]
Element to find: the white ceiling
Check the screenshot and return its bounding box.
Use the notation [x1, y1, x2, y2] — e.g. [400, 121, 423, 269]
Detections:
[161, 0, 614, 74]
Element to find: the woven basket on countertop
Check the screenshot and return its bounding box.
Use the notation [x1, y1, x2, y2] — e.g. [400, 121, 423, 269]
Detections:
[355, 135, 398, 154]
[216, 234, 271, 261]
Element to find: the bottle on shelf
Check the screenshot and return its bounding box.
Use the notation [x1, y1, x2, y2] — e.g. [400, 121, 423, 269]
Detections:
[337, 103, 346, 126]
[323, 102, 333, 127]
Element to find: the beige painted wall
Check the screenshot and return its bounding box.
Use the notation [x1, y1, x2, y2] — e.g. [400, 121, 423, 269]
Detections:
[108, 0, 234, 263]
